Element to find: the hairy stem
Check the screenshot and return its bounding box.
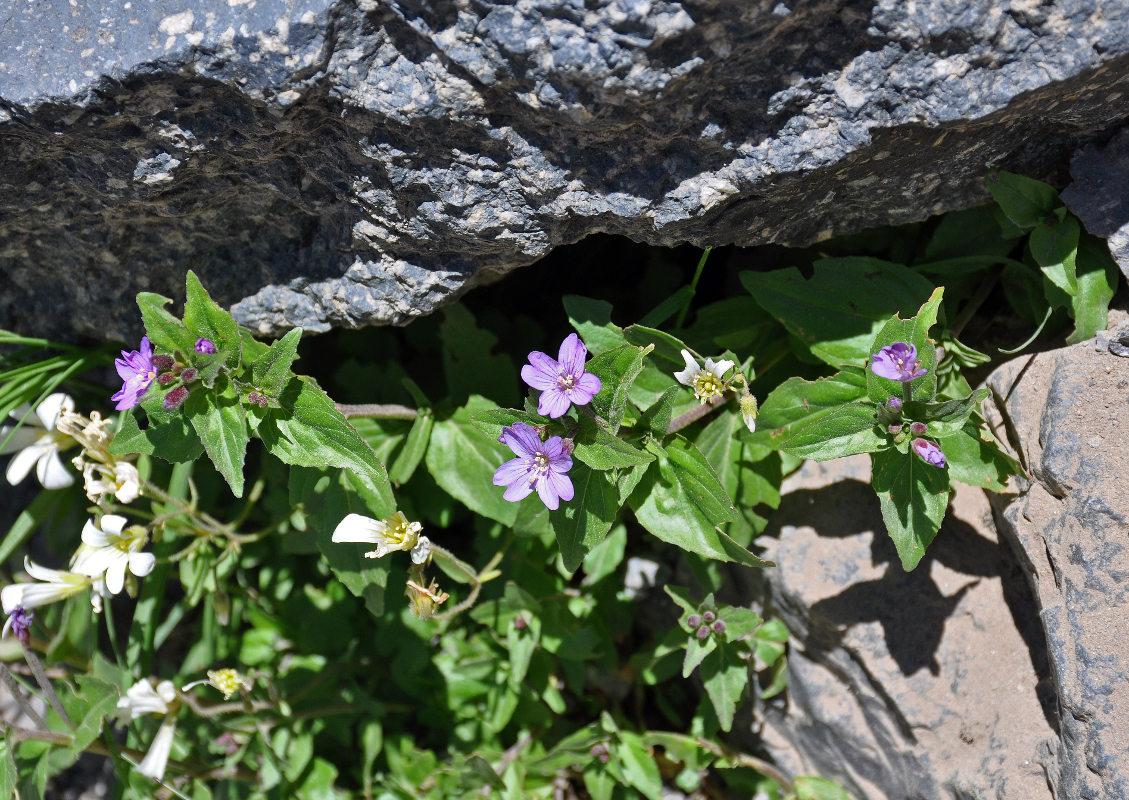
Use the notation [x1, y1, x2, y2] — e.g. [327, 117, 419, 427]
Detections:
[667, 394, 727, 435]
[335, 403, 418, 420]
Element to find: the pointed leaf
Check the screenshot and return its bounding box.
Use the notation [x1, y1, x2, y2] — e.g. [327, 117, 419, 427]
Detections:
[938, 421, 1021, 491]
[184, 378, 249, 496]
[136, 292, 196, 355]
[549, 464, 619, 572]
[251, 328, 302, 398]
[987, 170, 1059, 231]
[110, 407, 204, 462]
[388, 411, 433, 485]
[1067, 234, 1118, 344]
[1030, 214, 1079, 295]
[183, 271, 242, 370]
[871, 447, 950, 570]
[563, 295, 627, 356]
[572, 416, 654, 471]
[586, 344, 647, 433]
[701, 646, 749, 732]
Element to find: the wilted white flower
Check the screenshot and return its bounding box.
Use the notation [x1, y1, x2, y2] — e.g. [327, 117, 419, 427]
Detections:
[81, 460, 141, 505]
[0, 393, 76, 489]
[410, 535, 432, 565]
[332, 511, 424, 559]
[674, 350, 734, 403]
[117, 678, 180, 782]
[0, 558, 92, 615]
[54, 409, 114, 461]
[72, 515, 155, 595]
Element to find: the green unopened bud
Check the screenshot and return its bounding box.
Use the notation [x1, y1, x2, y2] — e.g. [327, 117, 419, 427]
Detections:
[738, 393, 758, 433]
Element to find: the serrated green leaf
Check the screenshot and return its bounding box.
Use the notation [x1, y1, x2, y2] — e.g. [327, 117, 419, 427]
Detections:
[586, 344, 647, 433]
[701, 646, 748, 732]
[572, 416, 654, 471]
[136, 292, 196, 356]
[1067, 234, 1119, 344]
[866, 287, 944, 404]
[741, 258, 935, 367]
[110, 407, 204, 462]
[388, 411, 432, 485]
[251, 327, 302, 398]
[549, 464, 618, 572]
[682, 633, 717, 678]
[426, 396, 517, 526]
[721, 607, 762, 641]
[753, 366, 875, 458]
[938, 421, 1021, 491]
[563, 296, 627, 356]
[987, 170, 1059, 231]
[184, 378, 249, 496]
[615, 731, 663, 800]
[774, 401, 885, 460]
[183, 271, 241, 371]
[871, 447, 950, 570]
[259, 377, 395, 516]
[1030, 213, 1079, 295]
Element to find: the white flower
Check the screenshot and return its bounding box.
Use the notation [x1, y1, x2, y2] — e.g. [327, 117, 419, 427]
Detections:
[0, 558, 92, 615]
[0, 393, 76, 489]
[673, 350, 734, 403]
[117, 678, 179, 782]
[72, 515, 155, 595]
[81, 461, 142, 505]
[54, 409, 114, 461]
[332, 511, 424, 559]
[137, 716, 177, 781]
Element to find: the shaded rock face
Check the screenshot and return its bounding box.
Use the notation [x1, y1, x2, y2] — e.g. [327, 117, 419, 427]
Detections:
[743, 457, 1055, 800]
[1064, 127, 1129, 283]
[3, 1, 1129, 342]
[985, 316, 1129, 800]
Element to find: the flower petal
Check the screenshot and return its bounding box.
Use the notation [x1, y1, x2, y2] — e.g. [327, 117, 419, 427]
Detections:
[137, 718, 177, 781]
[493, 458, 530, 487]
[537, 388, 571, 419]
[105, 559, 127, 595]
[535, 475, 560, 510]
[503, 479, 535, 503]
[5, 443, 48, 485]
[545, 470, 574, 503]
[0, 426, 42, 455]
[100, 515, 128, 536]
[557, 333, 587, 376]
[574, 372, 601, 400]
[673, 350, 699, 386]
[332, 514, 386, 544]
[521, 352, 559, 390]
[36, 393, 74, 430]
[81, 520, 112, 548]
[35, 450, 74, 490]
[129, 552, 156, 578]
[706, 359, 734, 378]
[500, 423, 541, 458]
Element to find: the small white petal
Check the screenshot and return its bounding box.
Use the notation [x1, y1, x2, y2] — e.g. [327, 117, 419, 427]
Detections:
[100, 515, 128, 536]
[23, 558, 67, 583]
[673, 350, 700, 386]
[331, 514, 387, 544]
[6, 443, 49, 485]
[36, 450, 74, 489]
[129, 552, 156, 578]
[0, 426, 41, 455]
[81, 519, 112, 548]
[410, 536, 432, 564]
[104, 559, 127, 595]
[705, 358, 735, 378]
[137, 717, 176, 780]
[35, 394, 74, 430]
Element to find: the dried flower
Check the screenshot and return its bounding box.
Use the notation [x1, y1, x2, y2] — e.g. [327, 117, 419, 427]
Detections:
[112, 336, 159, 410]
[0, 393, 76, 489]
[2, 606, 33, 644]
[738, 392, 758, 433]
[521, 333, 602, 419]
[870, 342, 927, 383]
[674, 350, 734, 403]
[405, 578, 449, 620]
[493, 422, 574, 510]
[911, 438, 946, 468]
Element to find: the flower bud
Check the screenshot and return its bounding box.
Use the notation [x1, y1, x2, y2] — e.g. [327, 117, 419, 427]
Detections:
[152, 354, 175, 371]
[702, 611, 715, 624]
[909, 421, 927, 435]
[195, 338, 217, 355]
[157, 372, 176, 386]
[888, 424, 903, 434]
[560, 437, 575, 456]
[739, 392, 758, 433]
[911, 438, 946, 468]
[180, 367, 198, 383]
[712, 620, 726, 634]
[696, 625, 710, 640]
[590, 744, 610, 764]
[885, 397, 902, 412]
[248, 392, 260, 405]
[163, 386, 190, 410]
[514, 616, 528, 631]
[686, 614, 702, 629]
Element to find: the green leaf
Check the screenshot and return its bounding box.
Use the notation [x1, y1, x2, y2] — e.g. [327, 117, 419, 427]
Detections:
[1030, 213, 1079, 295]
[586, 344, 647, 433]
[136, 292, 196, 355]
[425, 396, 517, 526]
[615, 731, 663, 800]
[259, 377, 395, 515]
[682, 633, 717, 678]
[639, 285, 695, 328]
[793, 776, 853, 800]
[871, 447, 951, 570]
[865, 287, 944, 404]
[753, 366, 877, 459]
[251, 328, 302, 398]
[550, 464, 619, 572]
[701, 646, 748, 732]
[439, 305, 518, 406]
[111, 407, 204, 462]
[921, 204, 1023, 261]
[741, 258, 935, 367]
[184, 377, 249, 496]
[1067, 234, 1119, 344]
[623, 324, 687, 367]
[987, 170, 1059, 231]
[773, 401, 884, 460]
[938, 421, 1021, 491]
[388, 411, 432, 485]
[60, 676, 118, 753]
[697, 412, 781, 543]
[563, 296, 627, 356]
[183, 271, 242, 370]
[469, 407, 541, 441]
[636, 387, 677, 437]
[572, 416, 654, 471]
[902, 389, 988, 437]
[631, 440, 771, 567]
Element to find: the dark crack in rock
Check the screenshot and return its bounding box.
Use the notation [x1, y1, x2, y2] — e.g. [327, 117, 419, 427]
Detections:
[3, 1, 1129, 341]
[985, 312, 1129, 800]
[1063, 126, 1129, 283]
[736, 457, 1055, 800]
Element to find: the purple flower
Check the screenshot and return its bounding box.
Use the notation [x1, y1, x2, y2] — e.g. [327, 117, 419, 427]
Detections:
[912, 438, 946, 468]
[111, 336, 158, 411]
[885, 397, 903, 412]
[195, 338, 217, 355]
[870, 342, 927, 383]
[521, 334, 602, 419]
[493, 422, 574, 510]
[3, 606, 33, 645]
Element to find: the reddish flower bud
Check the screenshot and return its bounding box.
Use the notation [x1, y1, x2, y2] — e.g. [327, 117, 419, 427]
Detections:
[514, 616, 527, 631]
[885, 396, 902, 412]
[696, 625, 710, 640]
[702, 611, 715, 624]
[151, 354, 175, 371]
[180, 367, 198, 383]
[712, 620, 726, 634]
[248, 392, 260, 405]
[163, 386, 190, 410]
[911, 438, 946, 468]
[157, 372, 176, 386]
[686, 614, 702, 629]
[909, 421, 927, 435]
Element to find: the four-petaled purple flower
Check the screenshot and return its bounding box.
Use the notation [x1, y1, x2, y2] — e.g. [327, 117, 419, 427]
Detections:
[111, 336, 159, 410]
[871, 342, 927, 383]
[195, 338, 217, 355]
[521, 334, 602, 419]
[493, 422, 574, 510]
[911, 438, 946, 468]
[3, 606, 33, 645]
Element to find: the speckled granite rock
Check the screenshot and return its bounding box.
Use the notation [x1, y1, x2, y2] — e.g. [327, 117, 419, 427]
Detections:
[1063, 127, 1129, 282]
[740, 457, 1055, 800]
[3, 1, 1129, 342]
[984, 315, 1129, 800]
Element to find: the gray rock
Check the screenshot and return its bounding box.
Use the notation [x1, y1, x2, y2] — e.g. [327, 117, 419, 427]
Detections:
[985, 316, 1129, 800]
[1063, 128, 1129, 283]
[742, 457, 1055, 800]
[4, 1, 1129, 342]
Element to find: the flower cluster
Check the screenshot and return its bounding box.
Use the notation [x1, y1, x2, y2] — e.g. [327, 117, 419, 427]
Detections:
[113, 335, 218, 413]
[871, 342, 946, 469]
[685, 609, 726, 641]
[674, 350, 756, 432]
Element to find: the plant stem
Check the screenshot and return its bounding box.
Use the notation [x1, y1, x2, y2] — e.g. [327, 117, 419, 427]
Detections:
[335, 403, 418, 420]
[667, 394, 727, 435]
[675, 247, 712, 330]
[0, 662, 46, 729]
[692, 737, 792, 793]
[23, 648, 71, 729]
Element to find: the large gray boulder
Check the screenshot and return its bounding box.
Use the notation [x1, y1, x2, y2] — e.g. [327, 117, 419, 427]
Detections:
[3, 1, 1129, 342]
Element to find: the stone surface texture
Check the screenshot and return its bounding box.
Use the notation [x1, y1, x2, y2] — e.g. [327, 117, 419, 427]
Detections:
[1064, 127, 1129, 283]
[743, 456, 1055, 800]
[3, 1, 1129, 342]
[984, 310, 1129, 800]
